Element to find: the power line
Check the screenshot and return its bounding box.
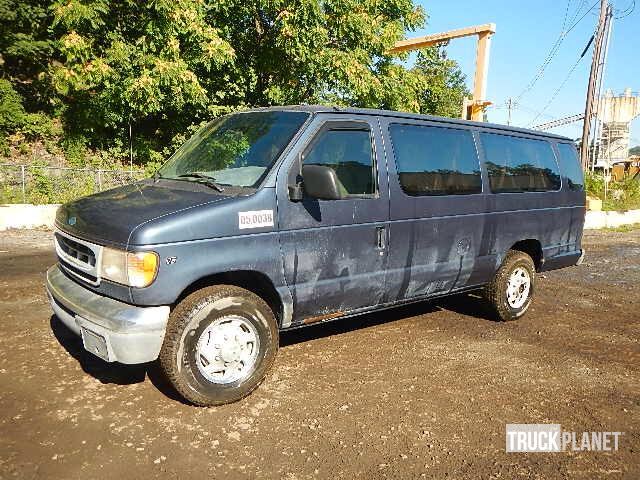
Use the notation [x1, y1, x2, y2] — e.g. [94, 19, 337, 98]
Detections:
[568, 0, 590, 23]
[516, 104, 559, 121]
[560, 0, 575, 32]
[490, 102, 584, 133]
[514, 0, 600, 103]
[486, 104, 585, 136]
[613, 0, 635, 18]
[565, 0, 603, 33]
[514, 0, 573, 102]
[527, 34, 595, 127]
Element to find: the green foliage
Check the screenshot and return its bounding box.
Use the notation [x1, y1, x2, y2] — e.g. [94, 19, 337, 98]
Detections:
[60, 134, 89, 166]
[50, 0, 235, 156]
[27, 159, 55, 204]
[585, 171, 605, 198]
[0, 184, 21, 203]
[410, 48, 468, 117]
[0, 79, 26, 133]
[25, 165, 99, 205]
[0, 0, 472, 192]
[206, 0, 425, 108]
[21, 112, 61, 139]
[0, 80, 61, 147]
[630, 146, 640, 156]
[602, 223, 640, 233]
[612, 177, 640, 211]
[0, 161, 147, 204]
[586, 171, 640, 211]
[44, 0, 468, 164]
[0, 0, 56, 111]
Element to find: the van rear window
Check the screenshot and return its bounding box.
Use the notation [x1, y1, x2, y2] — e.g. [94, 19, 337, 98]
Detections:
[389, 124, 482, 196]
[480, 133, 561, 193]
[556, 143, 584, 191]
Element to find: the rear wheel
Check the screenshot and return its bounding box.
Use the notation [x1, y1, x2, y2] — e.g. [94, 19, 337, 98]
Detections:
[159, 285, 278, 406]
[484, 250, 536, 321]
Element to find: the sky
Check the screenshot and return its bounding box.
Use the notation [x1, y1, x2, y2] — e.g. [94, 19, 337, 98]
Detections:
[411, 0, 640, 145]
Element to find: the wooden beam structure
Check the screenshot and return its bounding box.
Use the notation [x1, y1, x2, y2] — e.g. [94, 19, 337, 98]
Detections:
[389, 23, 496, 122]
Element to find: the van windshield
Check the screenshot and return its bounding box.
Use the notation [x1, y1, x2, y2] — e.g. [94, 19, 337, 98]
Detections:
[158, 111, 309, 188]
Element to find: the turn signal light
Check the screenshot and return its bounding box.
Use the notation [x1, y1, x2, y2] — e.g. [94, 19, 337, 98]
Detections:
[127, 252, 159, 288]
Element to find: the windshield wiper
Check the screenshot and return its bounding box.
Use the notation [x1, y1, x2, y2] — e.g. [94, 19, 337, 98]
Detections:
[177, 173, 225, 192]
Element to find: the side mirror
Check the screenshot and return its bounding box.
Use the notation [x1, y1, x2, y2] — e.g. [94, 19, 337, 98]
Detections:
[301, 165, 343, 200]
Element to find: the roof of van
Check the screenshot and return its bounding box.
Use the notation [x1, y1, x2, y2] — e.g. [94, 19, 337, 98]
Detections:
[248, 105, 574, 142]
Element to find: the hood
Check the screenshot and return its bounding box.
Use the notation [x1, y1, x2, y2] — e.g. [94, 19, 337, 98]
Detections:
[56, 181, 230, 246]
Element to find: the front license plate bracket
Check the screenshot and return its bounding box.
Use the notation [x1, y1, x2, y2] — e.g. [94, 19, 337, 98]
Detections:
[80, 327, 110, 362]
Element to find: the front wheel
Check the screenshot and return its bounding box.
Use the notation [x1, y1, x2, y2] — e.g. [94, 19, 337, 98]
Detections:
[159, 285, 279, 406]
[484, 250, 536, 321]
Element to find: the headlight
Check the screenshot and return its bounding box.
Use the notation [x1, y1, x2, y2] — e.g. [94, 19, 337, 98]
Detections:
[100, 248, 159, 288]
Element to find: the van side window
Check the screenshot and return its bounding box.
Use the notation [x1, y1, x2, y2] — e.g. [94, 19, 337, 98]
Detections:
[480, 133, 561, 193]
[556, 143, 584, 191]
[389, 124, 482, 196]
[303, 128, 375, 196]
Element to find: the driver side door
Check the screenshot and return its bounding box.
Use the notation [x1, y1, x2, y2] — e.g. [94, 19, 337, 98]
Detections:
[277, 116, 390, 325]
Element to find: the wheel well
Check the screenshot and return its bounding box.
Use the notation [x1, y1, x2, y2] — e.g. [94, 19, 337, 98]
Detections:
[510, 239, 543, 271]
[176, 271, 283, 325]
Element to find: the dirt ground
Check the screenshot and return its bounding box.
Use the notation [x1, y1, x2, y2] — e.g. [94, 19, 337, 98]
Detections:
[0, 228, 638, 479]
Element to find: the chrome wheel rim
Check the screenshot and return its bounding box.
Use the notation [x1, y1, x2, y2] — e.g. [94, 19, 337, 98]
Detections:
[195, 315, 260, 384]
[506, 267, 531, 309]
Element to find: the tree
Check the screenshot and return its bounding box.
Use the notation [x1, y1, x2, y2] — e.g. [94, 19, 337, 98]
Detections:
[50, 0, 235, 154]
[0, 79, 25, 130]
[205, 0, 425, 107]
[43, 0, 467, 163]
[0, 0, 56, 111]
[409, 47, 468, 118]
[630, 146, 640, 157]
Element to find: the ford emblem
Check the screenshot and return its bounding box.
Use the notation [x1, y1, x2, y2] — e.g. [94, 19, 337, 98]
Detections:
[68, 216, 77, 226]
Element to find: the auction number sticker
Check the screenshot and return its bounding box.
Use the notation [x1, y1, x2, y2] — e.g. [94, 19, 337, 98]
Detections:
[238, 210, 274, 229]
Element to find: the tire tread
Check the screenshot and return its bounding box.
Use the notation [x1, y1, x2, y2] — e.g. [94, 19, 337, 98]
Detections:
[159, 285, 278, 406]
[484, 250, 536, 322]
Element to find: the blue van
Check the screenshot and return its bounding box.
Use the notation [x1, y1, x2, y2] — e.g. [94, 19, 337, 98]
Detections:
[46, 106, 585, 405]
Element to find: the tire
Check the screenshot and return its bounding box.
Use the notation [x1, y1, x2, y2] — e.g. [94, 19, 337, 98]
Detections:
[159, 285, 279, 406]
[484, 250, 536, 322]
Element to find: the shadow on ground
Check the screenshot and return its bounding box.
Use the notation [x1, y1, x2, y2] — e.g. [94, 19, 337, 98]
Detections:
[280, 290, 497, 347]
[49, 290, 497, 402]
[434, 290, 496, 322]
[50, 315, 186, 403]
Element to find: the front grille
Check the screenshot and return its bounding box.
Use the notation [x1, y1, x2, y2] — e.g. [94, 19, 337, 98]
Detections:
[55, 233, 96, 267]
[54, 230, 102, 286]
[59, 258, 99, 285]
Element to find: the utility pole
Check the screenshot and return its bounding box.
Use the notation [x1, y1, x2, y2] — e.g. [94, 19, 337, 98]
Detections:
[590, 4, 614, 171]
[506, 98, 515, 126]
[580, 0, 611, 170]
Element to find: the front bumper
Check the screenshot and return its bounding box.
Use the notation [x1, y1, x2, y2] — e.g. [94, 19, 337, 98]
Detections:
[45, 265, 170, 364]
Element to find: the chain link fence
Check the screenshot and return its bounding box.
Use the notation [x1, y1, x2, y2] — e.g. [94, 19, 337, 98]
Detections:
[0, 164, 146, 204]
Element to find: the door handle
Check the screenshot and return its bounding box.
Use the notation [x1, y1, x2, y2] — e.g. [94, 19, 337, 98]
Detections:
[376, 226, 386, 249]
